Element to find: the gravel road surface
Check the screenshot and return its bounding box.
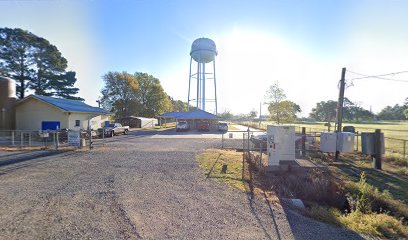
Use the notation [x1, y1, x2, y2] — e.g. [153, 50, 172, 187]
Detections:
[0, 129, 365, 239]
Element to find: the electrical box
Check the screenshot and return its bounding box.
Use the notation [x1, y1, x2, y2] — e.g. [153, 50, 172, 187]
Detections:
[337, 132, 355, 153]
[267, 125, 295, 166]
[361, 132, 385, 155]
[320, 132, 355, 153]
[320, 132, 337, 152]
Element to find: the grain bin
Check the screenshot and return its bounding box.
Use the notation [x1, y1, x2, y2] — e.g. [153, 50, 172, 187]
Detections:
[0, 76, 16, 130]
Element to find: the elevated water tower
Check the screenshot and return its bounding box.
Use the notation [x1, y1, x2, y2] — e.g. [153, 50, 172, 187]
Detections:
[0, 76, 16, 130]
[187, 38, 218, 114]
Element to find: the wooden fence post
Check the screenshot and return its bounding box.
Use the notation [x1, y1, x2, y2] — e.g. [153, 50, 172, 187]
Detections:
[373, 129, 382, 170]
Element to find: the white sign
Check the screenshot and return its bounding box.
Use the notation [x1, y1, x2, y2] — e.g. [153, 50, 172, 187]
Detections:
[68, 130, 80, 146]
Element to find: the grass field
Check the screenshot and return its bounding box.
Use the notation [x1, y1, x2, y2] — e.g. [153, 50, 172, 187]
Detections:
[252, 120, 408, 139]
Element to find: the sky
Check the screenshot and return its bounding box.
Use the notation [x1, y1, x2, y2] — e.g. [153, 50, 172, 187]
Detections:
[1, 0, 408, 116]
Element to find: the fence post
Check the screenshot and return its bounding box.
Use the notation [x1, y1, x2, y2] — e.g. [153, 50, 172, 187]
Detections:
[404, 140, 406, 160]
[247, 129, 250, 161]
[53, 131, 56, 147]
[259, 144, 262, 169]
[89, 130, 93, 150]
[373, 129, 382, 170]
[221, 132, 224, 149]
[20, 132, 23, 148]
[301, 127, 306, 158]
[28, 132, 31, 147]
[242, 133, 245, 180]
[11, 131, 14, 146]
[356, 132, 359, 152]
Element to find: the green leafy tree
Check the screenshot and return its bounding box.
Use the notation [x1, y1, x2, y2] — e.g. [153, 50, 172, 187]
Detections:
[377, 104, 407, 120]
[219, 110, 234, 120]
[268, 100, 301, 123]
[131, 72, 173, 117]
[265, 82, 286, 124]
[170, 98, 188, 112]
[249, 109, 258, 119]
[101, 72, 173, 118]
[342, 98, 373, 121]
[310, 99, 373, 122]
[0, 27, 81, 99]
[265, 82, 300, 123]
[309, 100, 338, 122]
[101, 71, 139, 118]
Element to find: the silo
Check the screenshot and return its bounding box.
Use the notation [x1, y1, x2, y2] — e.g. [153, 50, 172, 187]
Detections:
[0, 76, 17, 130]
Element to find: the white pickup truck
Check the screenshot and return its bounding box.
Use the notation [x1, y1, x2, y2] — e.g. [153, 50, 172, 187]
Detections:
[98, 123, 129, 137]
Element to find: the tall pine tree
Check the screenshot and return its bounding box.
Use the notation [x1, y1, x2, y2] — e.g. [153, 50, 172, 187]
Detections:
[0, 27, 82, 100]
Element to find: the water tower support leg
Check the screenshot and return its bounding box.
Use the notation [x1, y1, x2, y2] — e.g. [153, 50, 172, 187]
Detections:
[197, 59, 200, 108]
[188, 57, 192, 111]
[202, 62, 206, 111]
[213, 60, 218, 115]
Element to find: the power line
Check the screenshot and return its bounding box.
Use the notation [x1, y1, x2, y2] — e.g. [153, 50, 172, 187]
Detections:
[347, 70, 408, 82]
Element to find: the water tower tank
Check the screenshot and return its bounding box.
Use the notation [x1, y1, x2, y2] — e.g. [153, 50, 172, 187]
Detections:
[190, 38, 218, 63]
[0, 76, 17, 130]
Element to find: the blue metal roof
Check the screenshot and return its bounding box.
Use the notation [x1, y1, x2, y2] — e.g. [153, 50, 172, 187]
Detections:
[159, 111, 185, 118]
[25, 95, 111, 115]
[160, 109, 219, 119]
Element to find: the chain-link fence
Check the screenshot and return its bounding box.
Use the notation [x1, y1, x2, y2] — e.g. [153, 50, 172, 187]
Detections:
[0, 130, 89, 149]
[220, 130, 266, 151]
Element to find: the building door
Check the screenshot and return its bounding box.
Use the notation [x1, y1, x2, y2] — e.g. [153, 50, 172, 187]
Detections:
[42, 121, 61, 130]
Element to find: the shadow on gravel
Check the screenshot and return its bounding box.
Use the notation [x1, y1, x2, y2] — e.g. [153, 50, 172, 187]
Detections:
[206, 153, 222, 178]
[244, 158, 281, 240]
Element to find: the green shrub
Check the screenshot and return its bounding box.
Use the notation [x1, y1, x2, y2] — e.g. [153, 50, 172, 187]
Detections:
[305, 204, 341, 226]
[339, 211, 407, 239]
[346, 172, 408, 222]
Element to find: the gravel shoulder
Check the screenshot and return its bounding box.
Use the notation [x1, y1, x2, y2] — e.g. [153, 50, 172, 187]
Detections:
[0, 131, 365, 239]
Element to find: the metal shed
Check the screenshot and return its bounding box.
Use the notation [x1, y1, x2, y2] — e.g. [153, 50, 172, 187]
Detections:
[159, 109, 220, 130]
[119, 116, 158, 128]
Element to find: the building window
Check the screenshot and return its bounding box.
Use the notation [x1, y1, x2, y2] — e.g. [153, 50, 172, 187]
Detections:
[75, 120, 80, 127]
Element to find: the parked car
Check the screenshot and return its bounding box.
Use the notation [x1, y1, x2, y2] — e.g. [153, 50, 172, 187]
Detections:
[198, 121, 210, 131]
[176, 121, 190, 132]
[217, 121, 228, 131]
[250, 134, 268, 150]
[98, 123, 129, 137]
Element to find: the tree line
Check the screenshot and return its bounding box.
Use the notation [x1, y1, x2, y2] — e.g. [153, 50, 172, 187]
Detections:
[220, 81, 408, 122]
[309, 98, 408, 122]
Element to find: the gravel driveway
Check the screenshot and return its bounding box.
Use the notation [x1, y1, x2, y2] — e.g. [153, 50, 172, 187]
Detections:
[0, 130, 365, 239]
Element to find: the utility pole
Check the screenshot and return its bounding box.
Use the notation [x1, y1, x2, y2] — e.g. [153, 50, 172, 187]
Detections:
[335, 67, 346, 160]
[259, 102, 262, 128]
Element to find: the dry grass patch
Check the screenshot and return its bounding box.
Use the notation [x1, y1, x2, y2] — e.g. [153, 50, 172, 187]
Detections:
[196, 149, 245, 191]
